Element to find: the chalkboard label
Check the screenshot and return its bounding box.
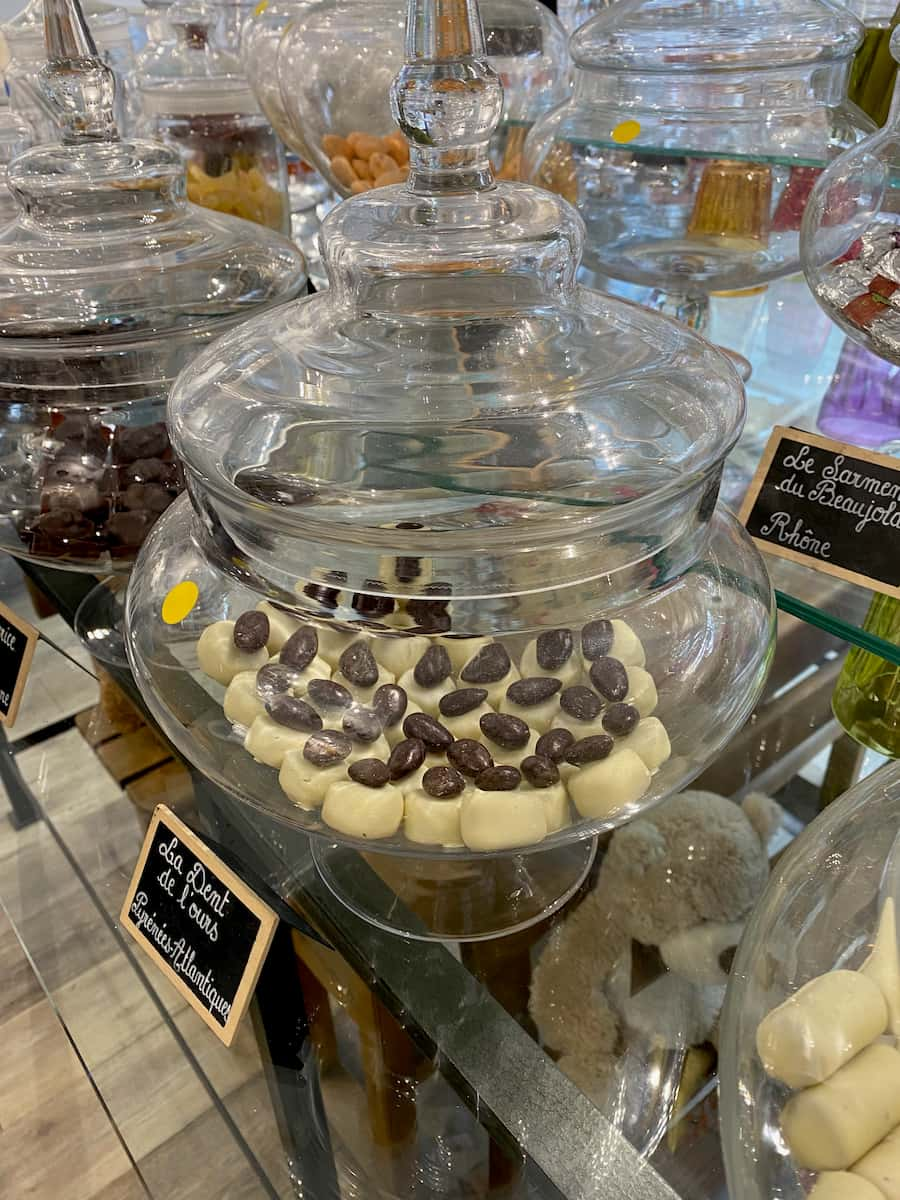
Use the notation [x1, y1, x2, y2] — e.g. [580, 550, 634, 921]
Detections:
[120, 806, 277, 1046]
[739, 427, 900, 598]
[0, 600, 38, 727]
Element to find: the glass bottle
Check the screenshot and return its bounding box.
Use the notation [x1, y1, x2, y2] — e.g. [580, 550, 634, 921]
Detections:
[136, 0, 289, 232]
[848, 0, 900, 125]
[832, 596, 900, 755]
[0, 92, 33, 224]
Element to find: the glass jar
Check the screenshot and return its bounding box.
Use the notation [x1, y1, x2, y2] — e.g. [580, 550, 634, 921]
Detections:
[0, 96, 33, 224]
[266, 0, 569, 197]
[847, 0, 900, 125]
[137, 0, 289, 233]
[720, 759, 900, 1200]
[125, 0, 775, 942]
[523, 0, 873, 324]
[0, 0, 306, 574]
[4, 0, 139, 142]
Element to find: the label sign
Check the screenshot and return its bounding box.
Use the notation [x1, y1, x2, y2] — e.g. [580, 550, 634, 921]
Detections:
[0, 600, 38, 727]
[120, 806, 277, 1046]
[739, 427, 900, 598]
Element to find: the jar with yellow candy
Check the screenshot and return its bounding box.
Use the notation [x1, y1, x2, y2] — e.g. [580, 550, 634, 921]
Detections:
[136, 0, 289, 233]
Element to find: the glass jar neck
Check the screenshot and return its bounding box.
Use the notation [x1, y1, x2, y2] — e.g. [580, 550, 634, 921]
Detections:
[571, 60, 853, 113]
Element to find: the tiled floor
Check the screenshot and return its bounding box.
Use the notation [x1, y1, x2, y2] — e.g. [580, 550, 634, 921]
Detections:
[0, 558, 293, 1199]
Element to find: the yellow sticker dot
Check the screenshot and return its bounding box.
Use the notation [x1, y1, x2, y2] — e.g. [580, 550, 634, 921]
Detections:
[253, 0, 268, 14]
[162, 581, 199, 625]
[611, 119, 641, 145]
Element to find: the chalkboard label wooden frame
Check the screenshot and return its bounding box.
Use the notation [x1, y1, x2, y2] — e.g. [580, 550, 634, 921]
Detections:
[738, 426, 900, 599]
[120, 805, 278, 1046]
[0, 600, 38, 727]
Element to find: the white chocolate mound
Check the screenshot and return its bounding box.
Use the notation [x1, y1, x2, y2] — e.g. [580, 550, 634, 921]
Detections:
[314, 625, 359, 667]
[757, 970, 887, 1089]
[457, 652, 520, 708]
[615, 717, 670, 771]
[395, 753, 447, 795]
[322, 779, 404, 839]
[404, 789, 464, 846]
[862, 898, 900, 1036]
[255, 601, 301, 653]
[438, 635, 492, 675]
[333, 663, 395, 706]
[482, 729, 539, 768]
[265, 654, 330, 693]
[568, 748, 651, 819]
[812, 1173, 884, 1200]
[528, 782, 570, 833]
[383, 704, 421, 747]
[781, 1043, 900, 1171]
[279, 749, 347, 810]
[556, 712, 603, 742]
[440, 701, 494, 742]
[609, 619, 645, 667]
[852, 1126, 900, 1198]
[245, 713, 312, 769]
[398, 667, 455, 717]
[223, 670, 267, 728]
[519, 638, 581, 688]
[501, 692, 562, 734]
[375, 634, 429, 679]
[625, 666, 658, 718]
[197, 620, 268, 685]
[460, 789, 548, 851]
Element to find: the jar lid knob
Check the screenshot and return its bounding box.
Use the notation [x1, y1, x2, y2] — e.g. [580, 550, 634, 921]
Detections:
[391, 0, 503, 192]
[39, 0, 118, 143]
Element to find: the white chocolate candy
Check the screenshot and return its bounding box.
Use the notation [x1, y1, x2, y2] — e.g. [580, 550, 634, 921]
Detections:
[345, 733, 391, 764]
[501, 691, 562, 734]
[853, 1126, 900, 1199]
[333, 662, 395, 706]
[255, 601, 301, 653]
[519, 637, 581, 688]
[481, 729, 539, 767]
[266, 653, 330, 694]
[245, 713, 313, 768]
[197, 620, 268, 686]
[375, 634, 429, 679]
[782, 1043, 900, 1171]
[609, 619, 645, 667]
[813, 1174, 885, 1200]
[315, 625, 359, 667]
[398, 666, 455, 717]
[615, 717, 670, 771]
[322, 778, 404, 839]
[383, 705, 421, 747]
[757, 970, 887, 1089]
[223, 670, 267, 728]
[556, 713, 602, 742]
[440, 700, 494, 741]
[458, 648, 520, 707]
[395, 753, 446, 795]
[460, 789, 547, 851]
[404, 790, 463, 846]
[568, 748, 651, 819]
[279, 749, 347, 809]
[528, 782, 570, 833]
[863, 899, 900, 1036]
[438, 635, 491, 674]
[625, 666, 658, 718]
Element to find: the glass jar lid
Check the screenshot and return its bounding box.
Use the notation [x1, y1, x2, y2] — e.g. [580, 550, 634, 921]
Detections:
[0, 0, 305, 347]
[170, 0, 744, 629]
[571, 0, 864, 73]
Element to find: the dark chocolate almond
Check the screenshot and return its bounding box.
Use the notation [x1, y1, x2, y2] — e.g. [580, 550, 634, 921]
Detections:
[521, 755, 560, 788]
[559, 686, 601, 722]
[233, 610, 269, 652]
[387, 737, 427, 779]
[475, 765, 521, 791]
[602, 702, 640, 736]
[447, 739, 493, 776]
[348, 758, 391, 788]
[303, 730, 352, 766]
[280, 626, 319, 670]
[506, 677, 562, 707]
[480, 712, 530, 749]
[414, 644, 452, 688]
[373, 684, 407, 728]
[255, 663, 298, 699]
[565, 734, 614, 765]
[422, 766, 465, 798]
[581, 619, 614, 661]
[403, 712, 453, 752]
[439, 688, 488, 717]
[460, 642, 511, 684]
[266, 694, 322, 732]
[589, 657, 629, 702]
[339, 641, 379, 687]
[307, 678, 352, 710]
[536, 629, 573, 670]
[342, 705, 382, 743]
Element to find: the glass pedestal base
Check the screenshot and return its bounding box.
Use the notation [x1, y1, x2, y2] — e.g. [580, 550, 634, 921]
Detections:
[311, 836, 598, 942]
[74, 576, 128, 667]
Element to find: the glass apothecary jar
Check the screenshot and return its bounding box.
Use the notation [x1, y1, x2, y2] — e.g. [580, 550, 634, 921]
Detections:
[3, 0, 139, 141]
[523, 0, 873, 323]
[137, 0, 289, 233]
[720, 760, 900, 1200]
[126, 0, 775, 942]
[264, 0, 568, 196]
[0, 1, 306, 574]
[0, 97, 33, 224]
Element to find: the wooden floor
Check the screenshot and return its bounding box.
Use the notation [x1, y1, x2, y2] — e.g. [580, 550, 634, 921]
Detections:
[0, 558, 294, 1199]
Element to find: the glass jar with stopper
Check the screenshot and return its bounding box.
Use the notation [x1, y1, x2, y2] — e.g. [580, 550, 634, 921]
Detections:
[136, 0, 289, 232]
[0, 0, 306, 659]
[125, 0, 774, 941]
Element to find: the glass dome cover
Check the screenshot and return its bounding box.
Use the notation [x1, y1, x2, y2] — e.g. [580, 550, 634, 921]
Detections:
[126, 0, 774, 940]
[523, 0, 872, 299]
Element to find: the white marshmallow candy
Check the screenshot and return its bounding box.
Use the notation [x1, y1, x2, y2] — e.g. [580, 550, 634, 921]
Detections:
[245, 713, 314, 769]
[460, 789, 548, 851]
[568, 747, 651, 819]
[404, 790, 464, 846]
[862, 898, 900, 1036]
[615, 717, 670, 771]
[223, 670, 267, 729]
[525, 782, 570, 833]
[519, 631, 581, 688]
[625, 666, 658, 717]
[609, 619, 645, 667]
[375, 634, 429, 679]
[322, 779, 404, 839]
[197, 620, 268, 686]
[812, 1175, 884, 1200]
[279, 749, 348, 810]
[852, 1127, 900, 1199]
[255, 601, 302, 653]
[398, 666, 455, 717]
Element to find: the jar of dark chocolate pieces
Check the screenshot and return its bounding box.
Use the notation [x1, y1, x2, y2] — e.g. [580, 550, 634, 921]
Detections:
[126, 0, 775, 940]
[0, 4, 305, 573]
